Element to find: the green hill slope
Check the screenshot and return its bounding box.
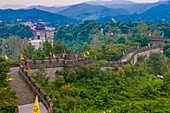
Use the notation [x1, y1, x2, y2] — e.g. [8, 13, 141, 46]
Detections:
[0, 8, 78, 25]
[58, 3, 129, 21]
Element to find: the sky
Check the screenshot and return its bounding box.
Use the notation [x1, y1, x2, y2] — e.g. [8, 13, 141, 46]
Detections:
[0, 0, 159, 7]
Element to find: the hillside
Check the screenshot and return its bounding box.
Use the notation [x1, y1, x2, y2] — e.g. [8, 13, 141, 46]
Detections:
[57, 3, 129, 21]
[27, 5, 71, 13]
[97, 4, 170, 23]
[0, 8, 78, 25]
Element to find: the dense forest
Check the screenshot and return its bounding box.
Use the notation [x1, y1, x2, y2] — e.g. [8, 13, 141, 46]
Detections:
[32, 53, 170, 112]
[54, 20, 170, 59]
[0, 22, 33, 39]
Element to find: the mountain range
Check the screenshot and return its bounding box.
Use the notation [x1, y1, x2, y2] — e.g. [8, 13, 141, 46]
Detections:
[57, 3, 130, 21]
[0, 8, 77, 25]
[0, 0, 169, 24]
[97, 4, 170, 23]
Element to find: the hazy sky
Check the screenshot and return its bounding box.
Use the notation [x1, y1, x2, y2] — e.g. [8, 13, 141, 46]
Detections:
[0, 0, 159, 7]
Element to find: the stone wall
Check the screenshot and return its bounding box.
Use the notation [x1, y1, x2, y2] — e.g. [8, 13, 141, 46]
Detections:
[129, 45, 162, 65]
[132, 48, 163, 65]
[19, 64, 53, 113]
[20, 45, 163, 71]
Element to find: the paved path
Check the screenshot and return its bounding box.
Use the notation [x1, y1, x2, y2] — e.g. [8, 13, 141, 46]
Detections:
[8, 67, 35, 105]
[18, 102, 48, 113]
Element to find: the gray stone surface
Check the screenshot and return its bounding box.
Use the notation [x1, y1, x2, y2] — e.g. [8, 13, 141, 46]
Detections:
[133, 48, 162, 65]
[8, 67, 35, 105]
[18, 102, 47, 113]
[31, 67, 63, 81]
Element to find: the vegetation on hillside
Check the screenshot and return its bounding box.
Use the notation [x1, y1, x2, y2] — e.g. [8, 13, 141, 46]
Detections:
[0, 22, 33, 39]
[0, 36, 28, 62]
[0, 8, 78, 25]
[34, 56, 170, 113]
[0, 56, 18, 112]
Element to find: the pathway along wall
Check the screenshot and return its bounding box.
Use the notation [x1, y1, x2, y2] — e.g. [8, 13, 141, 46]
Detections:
[19, 64, 53, 113]
[129, 45, 163, 65]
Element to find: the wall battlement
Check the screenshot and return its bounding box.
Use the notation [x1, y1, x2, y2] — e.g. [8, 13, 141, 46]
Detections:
[21, 45, 163, 70]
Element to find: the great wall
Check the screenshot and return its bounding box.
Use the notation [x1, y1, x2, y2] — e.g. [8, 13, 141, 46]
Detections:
[9, 36, 163, 113]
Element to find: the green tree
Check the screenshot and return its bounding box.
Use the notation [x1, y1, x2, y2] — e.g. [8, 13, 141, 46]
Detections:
[43, 40, 53, 57]
[147, 52, 163, 74]
[53, 40, 71, 54]
[123, 64, 133, 77]
[81, 42, 91, 52]
[23, 42, 35, 60]
[1, 36, 28, 61]
[0, 56, 18, 112]
[0, 56, 10, 87]
[136, 23, 148, 33]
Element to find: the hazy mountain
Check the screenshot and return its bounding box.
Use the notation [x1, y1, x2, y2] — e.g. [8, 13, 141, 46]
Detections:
[0, 8, 78, 25]
[0, 4, 26, 9]
[106, 1, 169, 14]
[58, 3, 129, 21]
[27, 5, 71, 13]
[158, 0, 170, 2]
[86, 0, 134, 5]
[97, 4, 170, 23]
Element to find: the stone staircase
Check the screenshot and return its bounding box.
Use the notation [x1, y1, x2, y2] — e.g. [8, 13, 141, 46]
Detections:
[8, 67, 35, 105]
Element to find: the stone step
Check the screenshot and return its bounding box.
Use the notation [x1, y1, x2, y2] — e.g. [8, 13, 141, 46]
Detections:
[8, 67, 35, 105]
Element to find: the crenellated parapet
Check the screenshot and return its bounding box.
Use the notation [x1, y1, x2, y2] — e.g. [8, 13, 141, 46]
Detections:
[20, 44, 163, 70]
[149, 36, 163, 48]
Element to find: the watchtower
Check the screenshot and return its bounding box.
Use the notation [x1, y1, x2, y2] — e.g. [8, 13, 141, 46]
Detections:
[149, 36, 163, 48]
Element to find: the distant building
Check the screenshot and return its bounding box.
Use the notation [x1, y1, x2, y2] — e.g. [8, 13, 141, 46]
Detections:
[32, 23, 56, 40]
[101, 28, 104, 33]
[30, 23, 56, 49]
[107, 31, 114, 37]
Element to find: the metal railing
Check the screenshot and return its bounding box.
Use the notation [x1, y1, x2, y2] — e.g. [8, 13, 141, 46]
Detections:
[18, 67, 49, 109]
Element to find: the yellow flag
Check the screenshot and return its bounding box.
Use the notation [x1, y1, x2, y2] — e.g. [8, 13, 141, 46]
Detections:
[63, 54, 65, 58]
[20, 54, 24, 60]
[83, 54, 86, 57]
[148, 43, 150, 46]
[130, 53, 131, 56]
[123, 52, 125, 55]
[33, 96, 41, 113]
[7, 75, 14, 81]
[5, 55, 8, 60]
[64, 49, 66, 54]
[87, 51, 90, 55]
[149, 33, 151, 36]
[53, 53, 56, 58]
